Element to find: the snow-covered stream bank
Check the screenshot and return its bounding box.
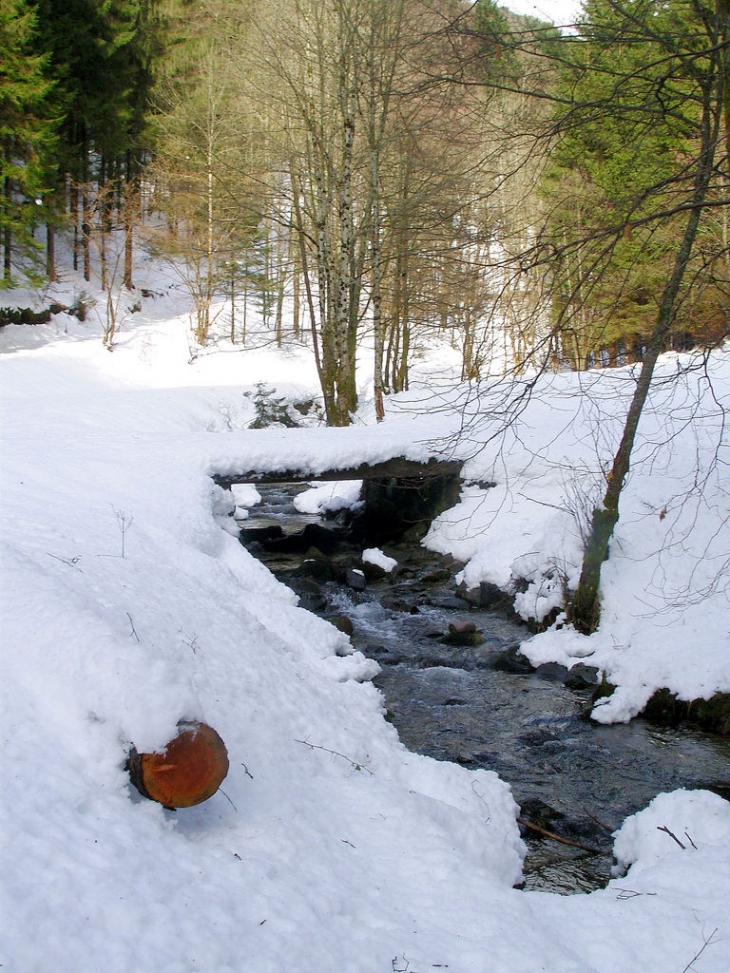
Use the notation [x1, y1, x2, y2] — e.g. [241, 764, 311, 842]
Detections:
[2, 285, 730, 972]
[240, 481, 730, 895]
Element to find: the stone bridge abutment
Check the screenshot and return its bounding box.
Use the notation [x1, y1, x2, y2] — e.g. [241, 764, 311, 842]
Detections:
[213, 457, 463, 544]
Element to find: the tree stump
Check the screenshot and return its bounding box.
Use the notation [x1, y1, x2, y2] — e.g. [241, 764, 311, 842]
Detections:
[128, 721, 229, 809]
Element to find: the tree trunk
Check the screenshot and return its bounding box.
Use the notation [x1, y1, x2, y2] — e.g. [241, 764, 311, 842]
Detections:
[230, 268, 236, 343]
[333, 108, 356, 425]
[124, 152, 137, 291]
[99, 158, 108, 292]
[293, 267, 301, 339]
[46, 222, 55, 281]
[372, 242, 385, 420]
[293, 176, 336, 423]
[80, 132, 91, 283]
[70, 179, 80, 273]
[3, 175, 11, 282]
[128, 721, 229, 809]
[82, 182, 91, 283]
[242, 267, 248, 344]
[569, 97, 719, 634]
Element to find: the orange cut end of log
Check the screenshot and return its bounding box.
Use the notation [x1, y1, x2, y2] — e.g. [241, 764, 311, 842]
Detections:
[129, 721, 229, 808]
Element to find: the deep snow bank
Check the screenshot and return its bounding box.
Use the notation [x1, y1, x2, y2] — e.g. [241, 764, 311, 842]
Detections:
[1, 339, 526, 973]
[422, 355, 730, 723]
[1, 292, 729, 972]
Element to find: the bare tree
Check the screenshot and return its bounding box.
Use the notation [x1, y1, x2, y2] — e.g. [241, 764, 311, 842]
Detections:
[149, 3, 262, 345]
[247, 0, 512, 423]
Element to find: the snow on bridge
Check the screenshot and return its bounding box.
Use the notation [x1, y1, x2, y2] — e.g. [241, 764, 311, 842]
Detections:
[212, 455, 463, 488]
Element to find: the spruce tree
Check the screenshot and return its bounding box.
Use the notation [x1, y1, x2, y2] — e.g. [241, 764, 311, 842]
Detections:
[555, 0, 729, 632]
[32, 0, 159, 283]
[0, 0, 57, 284]
[543, 0, 724, 366]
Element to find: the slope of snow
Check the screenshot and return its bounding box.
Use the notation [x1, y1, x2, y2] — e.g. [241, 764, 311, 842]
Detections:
[1, 270, 729, 972]
[423, 358, 730, 722]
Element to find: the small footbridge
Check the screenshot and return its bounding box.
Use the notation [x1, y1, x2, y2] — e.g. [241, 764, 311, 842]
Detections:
[212, 456, 464, 543]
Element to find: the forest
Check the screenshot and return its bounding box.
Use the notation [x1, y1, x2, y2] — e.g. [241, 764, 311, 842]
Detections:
[1, 0, 728, 631]
[2, 0, 727, 396]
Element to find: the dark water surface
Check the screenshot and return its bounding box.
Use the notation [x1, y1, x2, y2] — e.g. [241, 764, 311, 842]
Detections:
[240, 483, 730, 894]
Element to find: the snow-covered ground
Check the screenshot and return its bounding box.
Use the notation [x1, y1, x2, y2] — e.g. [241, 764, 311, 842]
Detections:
[1, 257, 729, 972]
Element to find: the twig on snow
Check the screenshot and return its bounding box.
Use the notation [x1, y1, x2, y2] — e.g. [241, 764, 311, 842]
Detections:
[219, 788, 237, 811]
[47, 552, 82, 570]
[295, 738, 373, 774]
[657, 825, 686, 849]
[391, 955, 447, 973]
[615, 888, 658, 900]
[680, 927, 719, 973]
[111, 505, 133, 558]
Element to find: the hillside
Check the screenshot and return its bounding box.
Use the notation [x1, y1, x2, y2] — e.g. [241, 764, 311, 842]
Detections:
[1, 265, 729, 972]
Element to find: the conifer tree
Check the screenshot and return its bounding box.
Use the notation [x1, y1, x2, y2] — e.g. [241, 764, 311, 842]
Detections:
[542, 0, 721, 367]
[32, 0, 159, 283]
[0, 0, 57, 284]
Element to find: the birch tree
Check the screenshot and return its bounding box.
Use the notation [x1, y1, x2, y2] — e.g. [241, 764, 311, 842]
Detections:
[251, 0, 498, 424]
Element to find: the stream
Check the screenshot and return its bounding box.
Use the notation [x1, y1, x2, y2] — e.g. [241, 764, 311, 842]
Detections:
[237, 482, 730, 895]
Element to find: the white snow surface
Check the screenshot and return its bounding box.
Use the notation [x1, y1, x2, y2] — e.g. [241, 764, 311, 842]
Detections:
[1, 263, 729, 972]
[294, 480, 364, 515]
[363, 548, 399, 573]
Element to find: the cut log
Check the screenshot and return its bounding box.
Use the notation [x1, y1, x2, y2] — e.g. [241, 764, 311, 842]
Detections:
[128, 721, 229, 809]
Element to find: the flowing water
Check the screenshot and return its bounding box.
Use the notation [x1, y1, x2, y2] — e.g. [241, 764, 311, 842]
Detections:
[239, 483, 730, 894]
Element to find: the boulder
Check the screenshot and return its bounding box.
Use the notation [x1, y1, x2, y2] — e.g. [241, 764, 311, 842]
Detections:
[330, 614, 354, 636]
[425, 592, 469, 610]
[295, 549, 335, 582]
[292, 578, 329, 612]
[441, 620, 485, 647]
[239, 524, 285, 548]
[456, 579, 515, 614]
[345, 568, 366, 591]
[492, 645, 534, 674]
[534, 661, 569, 682]
[563, 664, 600, 690]
[361, 560, 388, 582]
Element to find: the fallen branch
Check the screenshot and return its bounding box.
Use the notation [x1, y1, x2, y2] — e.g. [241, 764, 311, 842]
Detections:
[517, 817, 605, 854]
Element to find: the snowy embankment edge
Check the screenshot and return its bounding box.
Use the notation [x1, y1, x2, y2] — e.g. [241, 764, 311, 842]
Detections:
[420, 351, 730, 726]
